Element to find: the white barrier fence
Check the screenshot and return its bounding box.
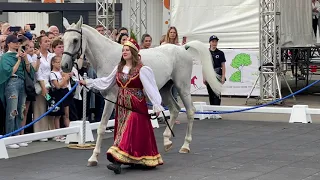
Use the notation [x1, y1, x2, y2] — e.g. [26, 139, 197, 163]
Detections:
[0, 101, 316, 159]
[194, 102, 314, 124]
[0, 116, 161, 160]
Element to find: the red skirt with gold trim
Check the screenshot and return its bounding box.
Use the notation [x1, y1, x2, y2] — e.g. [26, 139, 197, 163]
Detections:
[106, 88, 163, 167]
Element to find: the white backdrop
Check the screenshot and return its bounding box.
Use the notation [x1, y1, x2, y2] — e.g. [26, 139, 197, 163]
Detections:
[280, 0, 314, 47]
[170, 0, 259, 49]
[191, 49, 260, 96]
[170, 0, 314, 49]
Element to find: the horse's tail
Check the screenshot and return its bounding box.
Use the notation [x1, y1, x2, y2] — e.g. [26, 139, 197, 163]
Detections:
[184, 40, 222, 95]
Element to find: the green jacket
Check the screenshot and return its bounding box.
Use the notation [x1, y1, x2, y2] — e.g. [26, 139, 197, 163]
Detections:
[0, 52, 35, 106]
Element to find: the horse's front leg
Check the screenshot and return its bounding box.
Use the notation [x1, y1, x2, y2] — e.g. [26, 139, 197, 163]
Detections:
[87, 88, 117, 166]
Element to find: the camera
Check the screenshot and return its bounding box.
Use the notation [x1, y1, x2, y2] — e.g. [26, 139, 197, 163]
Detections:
[27, 23, 36, 31]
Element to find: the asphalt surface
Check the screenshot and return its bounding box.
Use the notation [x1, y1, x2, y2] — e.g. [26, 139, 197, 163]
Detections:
[2, 119, 320, 180]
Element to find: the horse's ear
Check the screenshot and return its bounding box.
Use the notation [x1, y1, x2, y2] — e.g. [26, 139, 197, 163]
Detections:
[63, 17, 71, 29]
[76, 16, 83, 29]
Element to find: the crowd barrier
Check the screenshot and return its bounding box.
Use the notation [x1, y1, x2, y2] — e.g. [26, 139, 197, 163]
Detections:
[0, 73, 163, 159]
[0, 77, 319, 159]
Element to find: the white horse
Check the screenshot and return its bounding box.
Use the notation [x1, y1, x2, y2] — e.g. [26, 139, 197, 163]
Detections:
[61, 17, 222, 167]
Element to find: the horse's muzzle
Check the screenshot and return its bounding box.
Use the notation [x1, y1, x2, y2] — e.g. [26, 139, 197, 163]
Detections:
[61, 63, 72, 73]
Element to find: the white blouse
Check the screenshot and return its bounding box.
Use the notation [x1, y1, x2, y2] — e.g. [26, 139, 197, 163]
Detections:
[86, 65, 165, 113]
[50, 70, 72, 90]
[36, 52, 55, 82]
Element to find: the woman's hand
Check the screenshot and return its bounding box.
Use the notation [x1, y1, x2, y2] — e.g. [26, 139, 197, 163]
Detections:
[79, 80, 86, 86]
[24, 24, 31, 32]
[156, 111, 160, 117]
[34, 48, 40, 56]
[68, 72, 74, 77]
[21, 52, 27, 61]
[16, 50, 27, 60]
[41, 88, 48, 97]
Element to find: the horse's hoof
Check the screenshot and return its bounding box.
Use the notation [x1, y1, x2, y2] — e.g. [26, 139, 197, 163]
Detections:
[164, 143, 173, 152]
[87, 161, 98, 167]
[179, 148, 190, 154]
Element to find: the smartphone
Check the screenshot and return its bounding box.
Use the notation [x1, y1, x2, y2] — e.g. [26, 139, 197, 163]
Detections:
[9, 26, 21, 32]
[45, 94, 51, 101]
[34, 42, 40, 49]
[182, 36, 187, 44]
[27, 23, 36, 30]
[21, 46, 26, 52]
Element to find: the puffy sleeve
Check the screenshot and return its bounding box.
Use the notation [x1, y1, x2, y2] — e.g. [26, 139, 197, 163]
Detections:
[139, 66, 165, 113]
[85, 65, 118, 91]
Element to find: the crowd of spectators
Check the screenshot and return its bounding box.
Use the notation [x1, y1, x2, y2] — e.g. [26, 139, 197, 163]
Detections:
[0, 21, 182, 150]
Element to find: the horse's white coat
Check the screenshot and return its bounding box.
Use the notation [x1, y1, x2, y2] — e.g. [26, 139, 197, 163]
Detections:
[62, 17, 222, 166]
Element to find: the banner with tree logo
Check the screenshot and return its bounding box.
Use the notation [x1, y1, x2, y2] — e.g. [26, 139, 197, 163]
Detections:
[190, 49, 260, 96]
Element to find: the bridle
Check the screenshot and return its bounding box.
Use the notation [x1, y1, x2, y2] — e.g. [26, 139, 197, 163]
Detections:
[63, 28, 83, 62]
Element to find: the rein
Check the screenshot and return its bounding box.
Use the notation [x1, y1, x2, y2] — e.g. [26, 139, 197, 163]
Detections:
[73, 62, 175, 137]
[63, 27, 175, 137]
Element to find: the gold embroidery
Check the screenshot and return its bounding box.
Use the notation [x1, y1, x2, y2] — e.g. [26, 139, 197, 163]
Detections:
[114, 89, 131, 146]
[117, 73, 140, 88]
[116, 65, 143, 88]
[111, 65, 161, 166]
[107, 146, 164, 166]
[126, 88, 144, 102]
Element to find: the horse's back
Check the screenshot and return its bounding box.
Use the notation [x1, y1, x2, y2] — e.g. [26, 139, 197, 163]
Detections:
[139, 45, 190, 89]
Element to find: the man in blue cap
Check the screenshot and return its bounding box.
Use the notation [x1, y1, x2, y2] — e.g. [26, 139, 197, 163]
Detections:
[204, 35, 226, 119]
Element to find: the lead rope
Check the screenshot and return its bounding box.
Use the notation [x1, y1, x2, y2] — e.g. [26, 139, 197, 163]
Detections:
[73, 63, 175, 137]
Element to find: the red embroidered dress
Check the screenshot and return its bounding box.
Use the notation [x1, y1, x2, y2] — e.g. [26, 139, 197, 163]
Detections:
[86, 65, 164, 167]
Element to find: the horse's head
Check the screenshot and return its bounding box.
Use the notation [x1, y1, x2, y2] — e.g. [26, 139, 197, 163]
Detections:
[61, 16, 84, 73]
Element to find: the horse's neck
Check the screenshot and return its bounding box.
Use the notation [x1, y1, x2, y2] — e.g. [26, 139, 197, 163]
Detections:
[82, 25, 122, 76]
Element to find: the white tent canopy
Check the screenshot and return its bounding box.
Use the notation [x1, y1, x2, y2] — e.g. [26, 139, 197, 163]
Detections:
[170, 0, 314, 49]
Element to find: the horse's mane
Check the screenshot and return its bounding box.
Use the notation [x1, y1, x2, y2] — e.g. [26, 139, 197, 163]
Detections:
[81, 24, 121, 47]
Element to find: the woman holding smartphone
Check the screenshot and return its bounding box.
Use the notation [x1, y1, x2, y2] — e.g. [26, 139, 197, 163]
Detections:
[21, 40, 41, 135]
[0, 35, 31, 148]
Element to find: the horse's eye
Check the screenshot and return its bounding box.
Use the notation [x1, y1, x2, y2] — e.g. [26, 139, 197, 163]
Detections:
[73, 39, 78, 43]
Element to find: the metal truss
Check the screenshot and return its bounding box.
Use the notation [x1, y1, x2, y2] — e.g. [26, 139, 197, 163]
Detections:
[259, 0, 282, 104]
[96, 0, 115, 38]
[129, 0, 147, 43]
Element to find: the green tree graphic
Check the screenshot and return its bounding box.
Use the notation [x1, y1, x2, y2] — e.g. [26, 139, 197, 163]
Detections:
[229, 53, 252, 82]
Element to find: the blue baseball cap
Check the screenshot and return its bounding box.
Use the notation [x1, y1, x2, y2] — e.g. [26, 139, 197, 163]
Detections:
[209, 35, 219, 42]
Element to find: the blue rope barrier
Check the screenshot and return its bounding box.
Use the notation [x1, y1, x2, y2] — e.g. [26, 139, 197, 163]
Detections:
[148, 80, 320, 115]
[2, 78, 318, 139]
[0, 82, 79, 139]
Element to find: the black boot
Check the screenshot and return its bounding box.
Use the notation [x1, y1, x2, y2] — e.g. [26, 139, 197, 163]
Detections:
[107, 162, 121, 174]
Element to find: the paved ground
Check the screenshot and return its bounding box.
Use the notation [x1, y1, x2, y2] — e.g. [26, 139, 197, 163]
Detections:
[2, 77, 320, 180]
[3, 119, 320, 180]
